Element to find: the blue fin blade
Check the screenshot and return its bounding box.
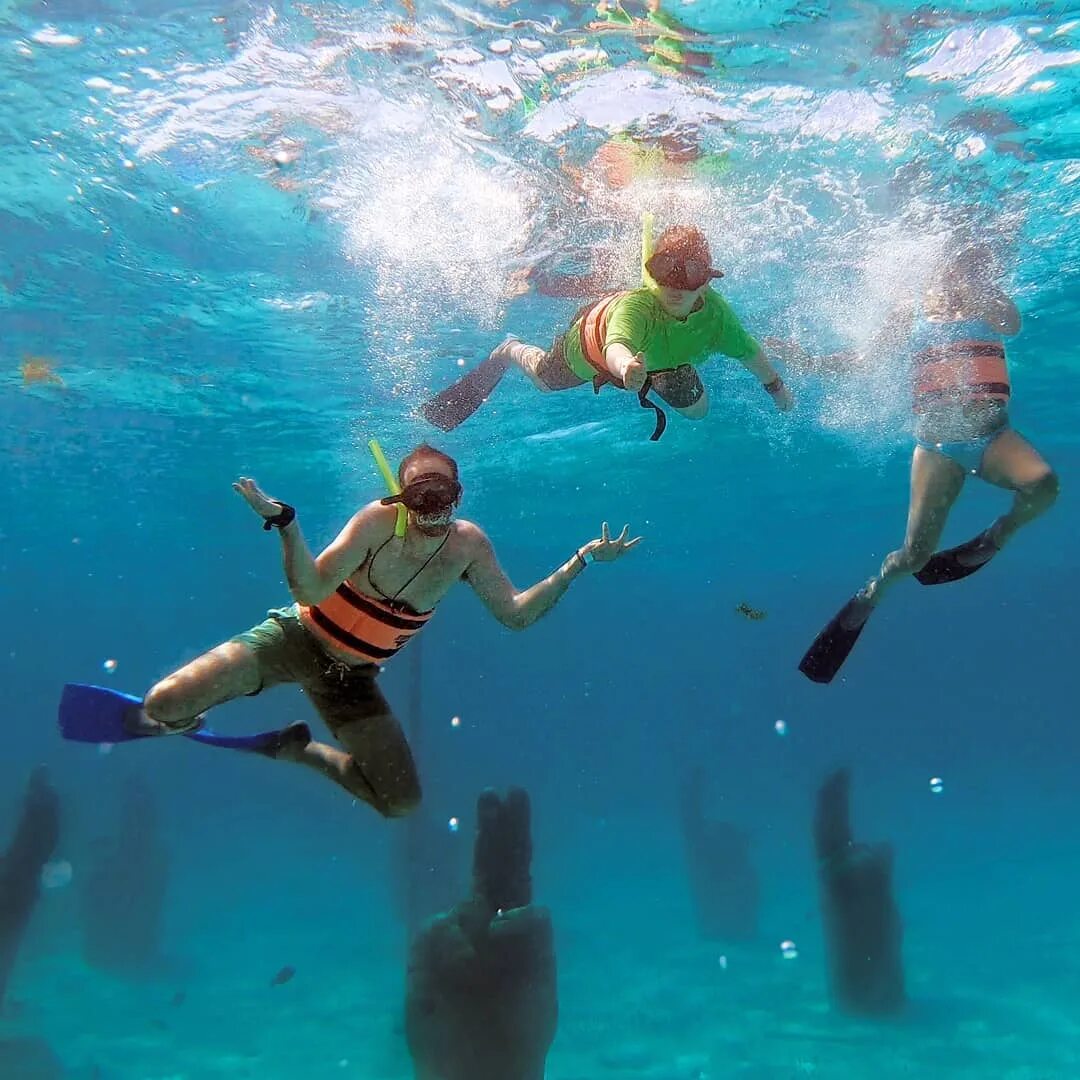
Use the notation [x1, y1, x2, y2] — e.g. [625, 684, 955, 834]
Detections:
[59, 684, 284, 752]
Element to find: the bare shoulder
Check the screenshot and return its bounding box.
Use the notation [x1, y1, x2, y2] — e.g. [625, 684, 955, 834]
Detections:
[339, 500, 397, 546]
[452, 519, 494, 558]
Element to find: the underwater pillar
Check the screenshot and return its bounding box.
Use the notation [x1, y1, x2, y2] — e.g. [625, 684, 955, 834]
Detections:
[0, 766, 60, 1011]
[814, 768, 904, 1016]
[404, 787, 557, 1080]
[678, 765, 759, 941]
[79, 778, 167, 974]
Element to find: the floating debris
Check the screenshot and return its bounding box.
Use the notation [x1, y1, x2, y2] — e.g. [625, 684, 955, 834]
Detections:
[735, 602, 767, 621]
[270, 965, 296, 987]
[20, 356, 63, 388]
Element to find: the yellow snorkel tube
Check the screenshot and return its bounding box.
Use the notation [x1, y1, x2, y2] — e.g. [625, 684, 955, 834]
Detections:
[369, 438, 407, 538]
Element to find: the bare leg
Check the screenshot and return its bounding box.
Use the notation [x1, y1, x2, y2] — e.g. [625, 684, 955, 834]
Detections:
[490, 337, 557, 392]
[274, 674, 421, 817]
[276, 714, 420, 817]
[866, 447, 966, 606]
[978, 429, 1059, 550]
[141, 642, 262, 734]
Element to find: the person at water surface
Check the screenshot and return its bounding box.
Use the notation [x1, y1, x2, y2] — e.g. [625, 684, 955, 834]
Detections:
[495, 225, 793, 434]
[791, 241, 1059, 682]
[131, 445, 640, 815]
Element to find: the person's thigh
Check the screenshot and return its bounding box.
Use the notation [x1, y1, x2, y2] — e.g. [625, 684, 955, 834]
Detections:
[308, 672, 421, 815]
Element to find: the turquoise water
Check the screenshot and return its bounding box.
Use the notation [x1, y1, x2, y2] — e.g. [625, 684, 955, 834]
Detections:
[3, 0, 1080, 1076]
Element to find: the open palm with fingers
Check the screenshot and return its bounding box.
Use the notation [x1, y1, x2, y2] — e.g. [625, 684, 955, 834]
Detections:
[233, 476, 285, 521]
[584, 522, 642, 563]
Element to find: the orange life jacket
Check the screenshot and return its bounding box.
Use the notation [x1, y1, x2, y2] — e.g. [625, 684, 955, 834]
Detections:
[578, 291, 631, 378]
[299, 582, 433, 663]
[912, 340, 1011, 413]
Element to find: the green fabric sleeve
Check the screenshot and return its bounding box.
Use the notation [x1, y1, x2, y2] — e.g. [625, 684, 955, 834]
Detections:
[709, 293, 760, 360]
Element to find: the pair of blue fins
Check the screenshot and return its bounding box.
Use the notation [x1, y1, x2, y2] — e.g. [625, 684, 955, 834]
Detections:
[799, 528, 998, 684]
[57, 684, 303, 752]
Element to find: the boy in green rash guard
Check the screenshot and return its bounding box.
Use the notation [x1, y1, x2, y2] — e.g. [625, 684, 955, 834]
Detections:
[492, 225, 794, 425]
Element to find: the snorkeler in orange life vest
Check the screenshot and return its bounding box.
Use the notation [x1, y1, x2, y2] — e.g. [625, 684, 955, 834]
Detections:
[424, 226, 793, 440]
[781, 243, 1059, 683]
[99, 445, 640, 814]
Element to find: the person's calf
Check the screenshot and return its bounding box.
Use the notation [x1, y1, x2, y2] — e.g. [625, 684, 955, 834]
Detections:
[345, 763, 421, 818]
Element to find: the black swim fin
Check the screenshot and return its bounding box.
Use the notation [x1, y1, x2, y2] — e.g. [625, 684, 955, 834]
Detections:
[420, 352, 511, 431]
[913, 530, 999, 586]
[799, 592, 874, 685]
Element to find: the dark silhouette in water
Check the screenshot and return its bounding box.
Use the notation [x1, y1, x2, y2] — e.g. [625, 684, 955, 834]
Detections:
[398, 641, 463, 938]
[814, 768, 904, 1015]
[405, 787, 557, 1080]
[678, 766, 759, 941]
[0, 766, 60, 1012]
[0, 1036, 65, 1079]
[79, 778, 167, 974]
[270, 965, 295, 987]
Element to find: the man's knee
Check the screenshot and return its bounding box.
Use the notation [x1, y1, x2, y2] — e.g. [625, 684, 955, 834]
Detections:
[143, 678, 197, 725]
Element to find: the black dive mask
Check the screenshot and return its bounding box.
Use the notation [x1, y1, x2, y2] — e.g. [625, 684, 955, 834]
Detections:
[380, 472, 462, 516]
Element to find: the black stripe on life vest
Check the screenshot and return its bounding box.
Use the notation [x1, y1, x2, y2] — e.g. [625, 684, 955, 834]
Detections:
[914, 342, 1006, 366]
[307, 606, 400, 660]
[334, 583, 428, 630]
[915, 382, 1012, 405]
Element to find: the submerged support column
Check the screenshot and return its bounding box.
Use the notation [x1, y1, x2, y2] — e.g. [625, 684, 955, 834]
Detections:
[80, 778, 167, 974]
[678, 765, 759, 941]
[404, 787, 557, 1080]
[0, 767, 60, 1011]
[814, 768, 904, 1015]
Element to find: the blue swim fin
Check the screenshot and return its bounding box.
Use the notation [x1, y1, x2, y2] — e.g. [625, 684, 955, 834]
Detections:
[58, 684, 299, 753]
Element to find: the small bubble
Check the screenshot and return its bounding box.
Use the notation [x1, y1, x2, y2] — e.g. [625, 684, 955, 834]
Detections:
[450, 715, 461, 728]
[40, 860, 73, 890]
[456, 358, 466, 367]
[102, 658, 118, 674]
[780, 939, 798, 960]
[448, 817, 460, 833]
[929, 776, 944, 794]
[170, 205, 181, 215]
[718, 955, 728, 970]
[774, 720, 787, 736]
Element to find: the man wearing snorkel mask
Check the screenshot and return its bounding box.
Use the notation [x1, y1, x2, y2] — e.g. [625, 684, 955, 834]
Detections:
[133, 444, 639, 817]
[498, 225, 793, 439]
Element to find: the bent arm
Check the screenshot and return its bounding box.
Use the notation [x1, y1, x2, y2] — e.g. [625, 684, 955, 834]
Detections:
[737, 347, 782, 386]
[279, 503, 385, 606]
[603, 341, 639, 383]
[464, 531, 587, 631]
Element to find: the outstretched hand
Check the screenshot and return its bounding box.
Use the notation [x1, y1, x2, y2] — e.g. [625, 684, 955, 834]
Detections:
[771, 382, 795, 412]
[621, 354, 647, 392]
[233, 476, 285, 522]
[582, 522, 642, 563]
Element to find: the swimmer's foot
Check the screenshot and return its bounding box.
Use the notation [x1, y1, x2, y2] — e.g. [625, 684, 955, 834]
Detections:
[799, 588, 876, 685]
[914, 529, 1000, 586]
[123, 707, 204, 738]
[253, 721, 312, 761]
